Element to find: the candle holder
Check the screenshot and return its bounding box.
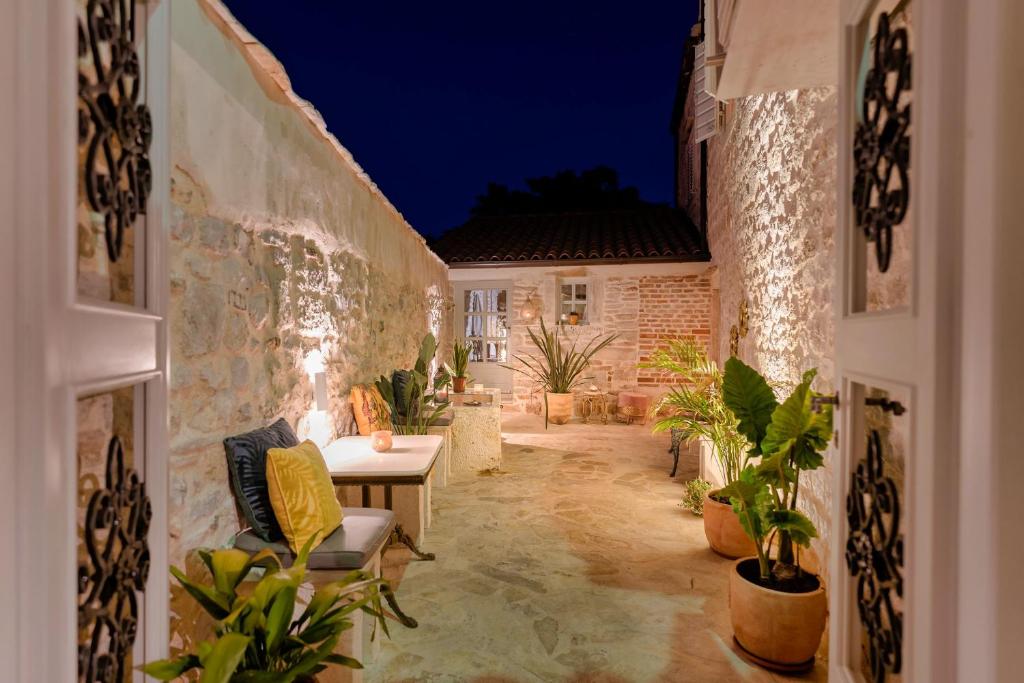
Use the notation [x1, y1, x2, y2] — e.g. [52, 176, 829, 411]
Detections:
[370, 430, 393, 452]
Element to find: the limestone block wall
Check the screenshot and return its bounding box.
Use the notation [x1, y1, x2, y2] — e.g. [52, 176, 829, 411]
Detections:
[706, 87, 838, 580]
[167, 0, 451, 566]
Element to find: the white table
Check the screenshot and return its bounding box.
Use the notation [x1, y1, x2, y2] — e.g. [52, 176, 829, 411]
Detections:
[321, 435, 442, 560]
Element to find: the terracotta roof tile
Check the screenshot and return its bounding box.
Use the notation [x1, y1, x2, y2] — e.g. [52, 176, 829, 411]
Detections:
[432, 207, 708, 266]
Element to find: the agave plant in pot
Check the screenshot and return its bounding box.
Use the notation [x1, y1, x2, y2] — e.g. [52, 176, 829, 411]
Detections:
[445, 340, 471, 393]
[641, 339, 755, 558]
[719, 358, 833, 672]
[503, 317, 616, 427]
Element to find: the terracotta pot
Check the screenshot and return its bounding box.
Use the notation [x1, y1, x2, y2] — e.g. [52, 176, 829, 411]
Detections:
[729, 558, 827, 672]
[703, 490, 757, 558]
[452, 376, 467, 393]
[568, 311, 580, 325]
[545, 392, 574, 425]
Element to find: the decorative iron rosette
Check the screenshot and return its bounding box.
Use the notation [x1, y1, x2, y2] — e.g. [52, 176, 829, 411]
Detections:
[78, 436, 152, 683]
[852, 11, 911, 274]
[78, 0, 153, 263]
[846, 430, 904, 683]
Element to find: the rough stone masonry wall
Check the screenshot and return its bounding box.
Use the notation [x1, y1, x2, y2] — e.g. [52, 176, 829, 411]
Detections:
[167, 0, 451, 567]
[707, 87, 838, 581]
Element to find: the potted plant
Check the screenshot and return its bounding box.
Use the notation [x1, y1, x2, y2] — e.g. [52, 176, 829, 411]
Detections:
[446, 340, 471, 393]
[142, 538, 392, 682]
[376, 333, 449, 435]
[503, 317, 616, 427]
[641, 339, 755, 557]
[719, 358, 832, 671]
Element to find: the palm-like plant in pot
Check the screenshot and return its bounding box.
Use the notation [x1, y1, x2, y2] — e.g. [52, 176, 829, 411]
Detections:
[503, 317, 616, 427]
[640, 339, 755, 557]
[719, 357, 833, 672]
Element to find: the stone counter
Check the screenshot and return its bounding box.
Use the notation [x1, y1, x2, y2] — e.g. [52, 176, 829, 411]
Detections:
[448, 389, 502, 474]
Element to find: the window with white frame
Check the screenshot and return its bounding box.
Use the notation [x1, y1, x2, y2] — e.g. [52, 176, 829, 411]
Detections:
[559, 280, 589, 324]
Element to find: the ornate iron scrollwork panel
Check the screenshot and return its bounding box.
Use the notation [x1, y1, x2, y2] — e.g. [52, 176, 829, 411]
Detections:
[846, 429, 904, 683]
[853, 10, 912, 274]
[78, 0, 153, 263]
[78, 436, 152, 683]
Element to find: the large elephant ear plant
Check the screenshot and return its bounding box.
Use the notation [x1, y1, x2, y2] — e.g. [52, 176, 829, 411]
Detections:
[719, 358, 833, 585]
[142, 536, 391, 683]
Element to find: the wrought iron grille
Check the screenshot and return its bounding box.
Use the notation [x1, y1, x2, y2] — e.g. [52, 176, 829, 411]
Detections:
[846, 428, 904, 683]
[78, 436, 152, 683]
[78, 0, 153, 263]
[852, 10, 912, 274]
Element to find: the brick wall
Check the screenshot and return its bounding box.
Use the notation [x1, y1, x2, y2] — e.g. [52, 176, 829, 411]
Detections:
[637, 274, 714, 386]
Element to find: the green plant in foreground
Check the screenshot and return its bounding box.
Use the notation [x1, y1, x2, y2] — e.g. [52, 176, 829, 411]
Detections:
[719, 358, 833, 583]
[640, 338, 750, 486]
[502, 317, 617, 428]
[376, 333, 448, 435]
[681, 478, 713, 516]
[142, 537, 390, 683]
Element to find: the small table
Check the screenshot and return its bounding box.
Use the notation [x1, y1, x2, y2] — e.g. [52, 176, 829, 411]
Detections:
[579, 391, 608, 424]
[321, 435, 442, 562]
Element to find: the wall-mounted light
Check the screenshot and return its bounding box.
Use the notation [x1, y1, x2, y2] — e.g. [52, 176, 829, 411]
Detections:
[520, 289, 539, 321]
[314, 371, 329, 411]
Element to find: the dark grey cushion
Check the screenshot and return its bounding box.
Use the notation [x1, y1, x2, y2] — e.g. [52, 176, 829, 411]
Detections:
[234, 508, 396, 570]
[223, 418, 299, 542]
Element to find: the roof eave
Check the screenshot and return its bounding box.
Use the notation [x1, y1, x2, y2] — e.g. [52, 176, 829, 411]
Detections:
[446, 254, 711, 269]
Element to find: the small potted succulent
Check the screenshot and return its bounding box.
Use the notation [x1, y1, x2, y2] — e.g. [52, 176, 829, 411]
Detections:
[446, 340, 471, 393]
[641, 339, 754, 557]
[503, 317, 616, 427]
[142, 538, 393, 682]
[719, 358, 832, 671]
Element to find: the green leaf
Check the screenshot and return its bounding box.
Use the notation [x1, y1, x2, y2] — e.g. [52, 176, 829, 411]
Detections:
[170, 566, 231, 619]
[207, 548, 256, 596]
[761, 369, 832, 471]
[139, 655, 200, 680]
[768, 509, 818, 547]
[265, 584, 297, 654]
[722, 358, 778, 454]
[323, 652, 365, 669]
[753, 450, 796, 487]
[198, 633, 251, 683]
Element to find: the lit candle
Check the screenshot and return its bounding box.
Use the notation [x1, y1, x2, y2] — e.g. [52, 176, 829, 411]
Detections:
[370, 430, 393, 453]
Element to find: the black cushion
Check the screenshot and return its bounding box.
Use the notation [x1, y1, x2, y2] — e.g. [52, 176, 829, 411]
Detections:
[234, 508, 396, 570]
[391, 370, 413, 416]
[223, 418, 298, 542]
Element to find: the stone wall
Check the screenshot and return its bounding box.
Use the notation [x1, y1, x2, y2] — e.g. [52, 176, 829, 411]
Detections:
[706, 87, 838, 579]
[466, 264, 712, 413]
[168, 0, 451, 567]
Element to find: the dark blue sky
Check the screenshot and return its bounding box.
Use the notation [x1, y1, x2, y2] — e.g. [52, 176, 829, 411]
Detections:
[221, 1, 700, 238]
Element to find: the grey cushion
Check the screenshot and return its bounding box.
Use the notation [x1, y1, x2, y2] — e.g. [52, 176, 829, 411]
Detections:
[234, 508, 396, 570]
[223, 418, 298, 542]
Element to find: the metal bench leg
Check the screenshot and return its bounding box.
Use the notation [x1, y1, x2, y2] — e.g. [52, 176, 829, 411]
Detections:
[670, 444, 680, 478]
[383, 484, 435, 561]
[381, 583, 419, 629]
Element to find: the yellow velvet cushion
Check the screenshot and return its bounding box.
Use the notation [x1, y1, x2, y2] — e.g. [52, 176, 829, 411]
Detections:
[265, 440, 343, 553]
[350, 384, 392, 436]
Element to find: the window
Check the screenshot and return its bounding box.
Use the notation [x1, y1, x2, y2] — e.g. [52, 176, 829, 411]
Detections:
[560, 281, 589, 324]
[463, 288, 508, 362]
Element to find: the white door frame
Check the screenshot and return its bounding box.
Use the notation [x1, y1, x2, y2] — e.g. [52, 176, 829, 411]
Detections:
[454, 280, 514, 394]
[4, 0, 171, 680]
[832, 1, 965, 681]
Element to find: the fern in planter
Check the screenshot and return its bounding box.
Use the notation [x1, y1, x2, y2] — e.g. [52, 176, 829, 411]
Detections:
[142, 537, 392, 683]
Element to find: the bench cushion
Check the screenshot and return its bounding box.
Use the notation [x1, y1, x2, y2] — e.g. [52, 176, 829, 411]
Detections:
[234, 507, 396, 570]
[223, 418, 298, 541]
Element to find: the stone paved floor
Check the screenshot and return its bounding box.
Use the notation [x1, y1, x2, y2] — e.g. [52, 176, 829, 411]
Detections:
[366, 412, 827, 682]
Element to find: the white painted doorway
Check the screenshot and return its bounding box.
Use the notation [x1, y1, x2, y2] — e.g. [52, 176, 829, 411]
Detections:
[831, 1, 962, 681]
[3, 0, 171, 681]
[454, 281, 513, 396]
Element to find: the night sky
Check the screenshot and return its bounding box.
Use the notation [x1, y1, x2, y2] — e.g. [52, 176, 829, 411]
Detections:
[221, 1, 701, 238]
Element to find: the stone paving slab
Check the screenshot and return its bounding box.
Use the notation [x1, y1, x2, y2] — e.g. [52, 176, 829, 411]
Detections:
[366, 413, 826, 683]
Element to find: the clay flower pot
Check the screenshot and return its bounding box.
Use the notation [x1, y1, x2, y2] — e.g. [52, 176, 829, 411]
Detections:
[703, 490, 757, 558]
[545, 392, 574, 425]
[452, 376, 467, 393]
[729, 558, 827, 672]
